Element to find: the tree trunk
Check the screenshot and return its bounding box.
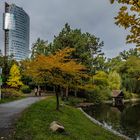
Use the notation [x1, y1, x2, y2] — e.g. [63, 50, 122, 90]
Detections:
[65, 86, 69, 101]
[74, 90, 77, 97]
[53, 86, 56, 93]
[60, 87, 64, 101]
[56, 91, 59, 111]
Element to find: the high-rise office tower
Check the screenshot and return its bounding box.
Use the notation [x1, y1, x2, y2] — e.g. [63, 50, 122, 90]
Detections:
[3, 3, 30, 61]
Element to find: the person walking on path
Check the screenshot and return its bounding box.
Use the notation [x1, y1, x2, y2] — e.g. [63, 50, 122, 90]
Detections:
[34, 87, 38, 96]
[38, 87, 41, 96]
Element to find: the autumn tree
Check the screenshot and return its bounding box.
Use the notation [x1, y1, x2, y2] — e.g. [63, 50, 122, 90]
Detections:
[0, 56, 17, 86]
[7, 64, 23, 88]
[23, 48, 87, 110]
[110, 0, 140, 48]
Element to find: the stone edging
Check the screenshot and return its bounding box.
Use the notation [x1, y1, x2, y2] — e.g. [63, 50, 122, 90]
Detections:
[78, 108, 132, 140]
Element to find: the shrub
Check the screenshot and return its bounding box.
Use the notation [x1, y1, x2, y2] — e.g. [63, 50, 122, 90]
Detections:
[100, 88, 112, 100]
[65, 97, 84, 106]
[85, 87, 112, 104]
[1, 88, 23, 99]
[85, 87, 103, 104]
[123, 89, 132, 99]
[20, 85, 31, 94]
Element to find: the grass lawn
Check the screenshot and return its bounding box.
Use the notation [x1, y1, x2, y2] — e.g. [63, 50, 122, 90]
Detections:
[12, 96, 125, 140]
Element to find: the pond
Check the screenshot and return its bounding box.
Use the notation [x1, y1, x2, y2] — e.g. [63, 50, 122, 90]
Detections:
[83, 102, 140, 140]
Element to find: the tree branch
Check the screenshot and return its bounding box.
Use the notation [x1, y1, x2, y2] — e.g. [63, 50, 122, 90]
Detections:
[133, 0, 140, 9]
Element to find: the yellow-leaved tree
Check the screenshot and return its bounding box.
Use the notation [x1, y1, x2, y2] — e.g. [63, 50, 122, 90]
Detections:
[110, 0, 140, 48]
[22, 47, 88, 110]
[7, 64, 23, 88]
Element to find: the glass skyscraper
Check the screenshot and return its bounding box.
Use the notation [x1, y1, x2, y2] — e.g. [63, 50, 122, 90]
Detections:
[3, 3, 30, 61]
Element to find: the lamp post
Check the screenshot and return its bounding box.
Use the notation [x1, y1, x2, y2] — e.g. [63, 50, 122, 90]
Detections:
[0, 67, 2, 100]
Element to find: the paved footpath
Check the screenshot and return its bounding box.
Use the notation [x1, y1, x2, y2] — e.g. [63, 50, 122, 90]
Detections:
[0, 97, 44, 139]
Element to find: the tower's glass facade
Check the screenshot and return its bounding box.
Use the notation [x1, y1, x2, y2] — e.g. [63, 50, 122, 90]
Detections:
[0, 3, 4, 54]
[3, 3, 30, 61]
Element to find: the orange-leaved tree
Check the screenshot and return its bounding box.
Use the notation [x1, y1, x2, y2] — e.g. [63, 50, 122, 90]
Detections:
[22, 47, 87, 110]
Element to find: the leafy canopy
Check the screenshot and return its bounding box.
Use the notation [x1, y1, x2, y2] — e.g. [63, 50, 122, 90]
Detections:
[110, 0, 140, 48]
[108, 71, 121, 90]
[93, 71, 109, 89]
[23, 48, 87, 89]
[31, 38, 48, 59]
[49, 23, 104, 68]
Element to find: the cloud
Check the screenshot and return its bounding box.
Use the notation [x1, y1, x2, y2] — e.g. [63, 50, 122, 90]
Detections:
[0, 0, 134, 58]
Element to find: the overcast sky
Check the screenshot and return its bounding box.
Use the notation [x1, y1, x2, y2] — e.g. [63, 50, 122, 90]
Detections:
[0, 0, 134, 58]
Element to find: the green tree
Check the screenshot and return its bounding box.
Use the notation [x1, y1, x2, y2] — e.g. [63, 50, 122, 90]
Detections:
[7, 64, 23, 88]
[49, 23, 104, 69]
[119, 56, 140, 93]
[31, 38, 49, 59]
[93, 71, 109, 89]
[93, 56, 108, 72]
[107, 56, 123, 72]
[110, 0, 140, 48]
[120, 48, 140, 60]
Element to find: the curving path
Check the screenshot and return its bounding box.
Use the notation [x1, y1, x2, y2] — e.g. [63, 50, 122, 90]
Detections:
[0, 97, 44, 139]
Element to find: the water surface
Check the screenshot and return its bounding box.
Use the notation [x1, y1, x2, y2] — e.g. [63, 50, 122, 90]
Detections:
[83, 102, 140, 140]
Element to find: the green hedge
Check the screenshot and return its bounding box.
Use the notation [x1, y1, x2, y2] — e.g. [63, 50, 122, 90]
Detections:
[85, 87, 112, 104]
[20, 85, 31, 94]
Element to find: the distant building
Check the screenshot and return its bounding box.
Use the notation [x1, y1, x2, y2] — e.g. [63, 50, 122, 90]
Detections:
[3, 2, 30, 61]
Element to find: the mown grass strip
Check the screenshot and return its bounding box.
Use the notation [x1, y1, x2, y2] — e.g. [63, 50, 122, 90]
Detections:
[12, 96, 125, 140]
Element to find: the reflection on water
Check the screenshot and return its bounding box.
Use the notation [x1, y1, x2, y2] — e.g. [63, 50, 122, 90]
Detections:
[83, 102, 140, 140]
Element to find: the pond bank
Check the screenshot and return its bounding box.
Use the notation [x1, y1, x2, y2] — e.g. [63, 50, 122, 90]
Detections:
[103, 98, 140, 104]
[79, 108, 131, 140]
[82, 101, 140, 139]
